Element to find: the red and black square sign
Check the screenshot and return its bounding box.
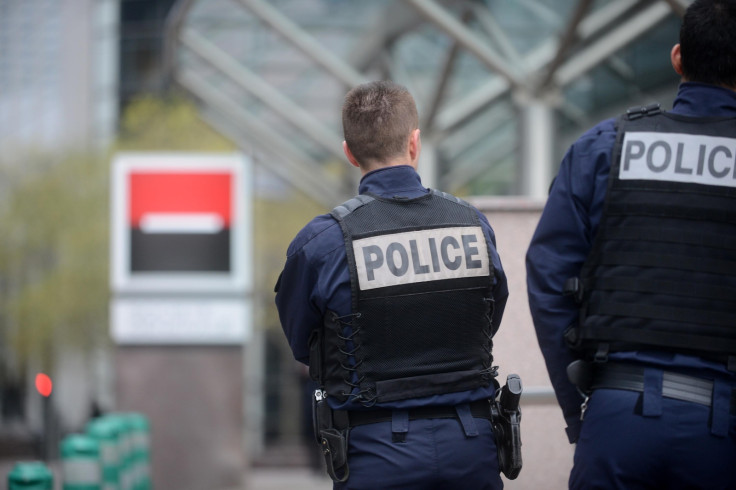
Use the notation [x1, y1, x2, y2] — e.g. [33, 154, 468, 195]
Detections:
[112, 154, 249, 294]
[129, 172, 233, 272]
[111, 154, 251, 343]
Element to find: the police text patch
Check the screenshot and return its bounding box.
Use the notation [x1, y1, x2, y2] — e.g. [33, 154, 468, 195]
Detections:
[353, 226, 490, 290]
[620, 131, 736, 188]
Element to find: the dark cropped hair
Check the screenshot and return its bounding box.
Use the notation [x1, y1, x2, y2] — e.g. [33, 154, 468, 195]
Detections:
[680, 0, 736, 88]
[342, 81, 419, 166]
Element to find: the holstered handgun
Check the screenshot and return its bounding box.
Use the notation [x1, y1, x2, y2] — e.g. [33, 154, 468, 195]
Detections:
[312, 389, 349, 482]
[491, 374, 523, 480]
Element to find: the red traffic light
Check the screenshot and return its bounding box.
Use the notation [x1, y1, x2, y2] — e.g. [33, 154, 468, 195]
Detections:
[35, 373, 53, 397]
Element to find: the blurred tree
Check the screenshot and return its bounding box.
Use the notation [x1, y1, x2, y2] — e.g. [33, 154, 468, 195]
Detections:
[0, 153, 109, 369]
[116, 94, 237, 152]
[0, 93, 327, 423]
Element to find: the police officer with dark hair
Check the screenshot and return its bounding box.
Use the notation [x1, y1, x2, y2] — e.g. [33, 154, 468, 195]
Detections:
[526, 1, 736, 488]
[276, 80, 512, 489]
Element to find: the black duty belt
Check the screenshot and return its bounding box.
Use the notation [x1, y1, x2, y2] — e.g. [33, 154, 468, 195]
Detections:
[340, 399, 491, 428]
[592, 363, 736, 413]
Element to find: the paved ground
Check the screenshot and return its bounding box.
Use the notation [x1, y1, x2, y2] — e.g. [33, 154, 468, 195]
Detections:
[3, 461, 333, 490]
[245, 468, 332, 490]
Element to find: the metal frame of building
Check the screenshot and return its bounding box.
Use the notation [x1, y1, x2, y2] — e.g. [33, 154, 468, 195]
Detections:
[165, 0, 690, 204]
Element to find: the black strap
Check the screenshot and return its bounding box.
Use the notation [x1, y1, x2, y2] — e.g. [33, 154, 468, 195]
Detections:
[591, 363, 736, 413]
[590, 276, 736, 303]
[582, 325, 736, 354]
[606, 202, 736, 225]
[588, 301, 736, 330]
[336, 399, 491, 429]
[601, 226, 736, 252]
[596, 251, 736, 276]
[626, 103, 661, 120]
[563, 277, 584, 303]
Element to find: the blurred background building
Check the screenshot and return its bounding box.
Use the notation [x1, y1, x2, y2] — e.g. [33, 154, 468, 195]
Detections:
[1, 0, 690, 488]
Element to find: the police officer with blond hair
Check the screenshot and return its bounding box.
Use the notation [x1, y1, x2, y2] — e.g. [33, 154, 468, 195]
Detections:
[276, 81, 511, 489]
[527, 1, 736, 488]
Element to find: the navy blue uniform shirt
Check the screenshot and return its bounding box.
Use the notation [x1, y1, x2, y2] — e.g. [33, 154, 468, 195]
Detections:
[276, 165, 509, 411]
[526, 82, 736, 442]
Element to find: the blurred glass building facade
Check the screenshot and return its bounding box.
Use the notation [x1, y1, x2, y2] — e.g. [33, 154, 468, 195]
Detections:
[169, 0, 685, 204]
[0, 0, 686, 195]
[0, 0, 119, 152]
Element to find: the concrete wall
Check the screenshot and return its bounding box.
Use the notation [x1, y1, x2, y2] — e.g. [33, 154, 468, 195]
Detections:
[115, 346, 245, 490]
[470, 196, 574, 490]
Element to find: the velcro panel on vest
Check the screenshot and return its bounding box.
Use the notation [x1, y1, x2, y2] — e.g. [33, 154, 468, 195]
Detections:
[578, 113, 736, 358]
[362, 285, 493, 402]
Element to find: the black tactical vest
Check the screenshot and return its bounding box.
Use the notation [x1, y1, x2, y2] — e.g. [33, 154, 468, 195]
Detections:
[569, 105, 736, 362]
[317, 190, 496, 406]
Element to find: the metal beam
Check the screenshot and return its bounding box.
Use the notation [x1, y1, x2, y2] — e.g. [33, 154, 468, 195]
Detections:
[432, 0, 628, 135]
[383, 52, 423, 105]
[421, 40, 460, 132]
[349, 2, 425, 73]
[162, 0, 196, 84]
[180, 28, 346, 162]
[434, 0, 670, 134]
[517, 0, 564, 27]
[469, 3, 522, 65]
[540, 0, 594, 89]
[554, 1, 673, 87]
[577, 0, 640, 39]
[405, 0, 524, 88]
[433, 77, 510, 135]
[442, 131, 516, 192]
[558, 99, 588, 128]
[518, 98, 554, 198]
[235, 0, 366, 88]
[200, 109, 346, 209]
[442, 104, 513, 161]
[421, 9, 471, 132]
[176, 70, 351, 208]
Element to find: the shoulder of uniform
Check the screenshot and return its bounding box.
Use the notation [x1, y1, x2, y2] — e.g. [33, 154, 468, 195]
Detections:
[623, 102, 662, 121]
[286, 214, 342, 257]
[571, 117, 618, 157]
[331, 194, 376, 220]
[430, 188, 472, 208]
[580, 117, 618, 139]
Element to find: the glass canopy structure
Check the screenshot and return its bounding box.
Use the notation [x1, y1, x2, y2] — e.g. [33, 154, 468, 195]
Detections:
[166, 0, 690, 206]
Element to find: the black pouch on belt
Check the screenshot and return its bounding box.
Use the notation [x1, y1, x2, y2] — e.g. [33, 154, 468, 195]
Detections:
[312, 389, 350, 482]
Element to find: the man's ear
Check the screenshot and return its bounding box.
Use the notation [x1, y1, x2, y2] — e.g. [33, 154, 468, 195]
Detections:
[671, 43, 684, 77]
[409, 129, 421, 165]
[343, 141, 361, 168]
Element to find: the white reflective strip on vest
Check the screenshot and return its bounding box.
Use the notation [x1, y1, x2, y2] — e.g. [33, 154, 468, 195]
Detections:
[620, 131, 736, 188]
[62, 459, 102, 484]
[353, 226, 490, 290]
